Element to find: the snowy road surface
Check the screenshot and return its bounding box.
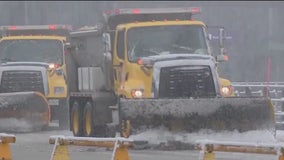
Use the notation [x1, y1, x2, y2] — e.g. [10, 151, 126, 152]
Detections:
[8, 128, 284, 160]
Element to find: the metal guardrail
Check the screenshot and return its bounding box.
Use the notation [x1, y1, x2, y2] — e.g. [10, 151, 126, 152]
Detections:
[49, 135, 133, 160]
[232, 82, 284, 129]
[196, 139, 284, 160]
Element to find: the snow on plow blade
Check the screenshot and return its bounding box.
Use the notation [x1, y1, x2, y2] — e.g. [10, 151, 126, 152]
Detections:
[119, 97, 275, 134]
[0, 91, 50, 132]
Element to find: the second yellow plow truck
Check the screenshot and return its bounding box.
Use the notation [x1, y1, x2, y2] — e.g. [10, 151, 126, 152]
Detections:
[0, 24, 71, 132]
[66, 7, 275, 138]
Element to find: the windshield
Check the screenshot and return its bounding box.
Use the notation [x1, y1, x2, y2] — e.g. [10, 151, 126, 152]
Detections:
[127, 25, 209, 62]
[0, 39, 63, 64]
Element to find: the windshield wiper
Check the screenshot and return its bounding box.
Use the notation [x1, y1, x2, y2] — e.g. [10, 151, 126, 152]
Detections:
[142, 48, 171, 56]
[171, 44, 194, 53]
[142, 48, 160, 55]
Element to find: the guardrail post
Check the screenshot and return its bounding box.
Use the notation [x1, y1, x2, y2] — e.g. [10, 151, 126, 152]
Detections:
[245, 87, 252, 97]
[263, 87, 270, 97]
[49, 137, 70, 160]
[281, 89, 284, 111]
[0, 133, 16, 160]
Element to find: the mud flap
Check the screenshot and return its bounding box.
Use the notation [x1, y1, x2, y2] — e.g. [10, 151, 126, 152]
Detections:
[0, 91, 50, 132]
[119, 97, 275, 136]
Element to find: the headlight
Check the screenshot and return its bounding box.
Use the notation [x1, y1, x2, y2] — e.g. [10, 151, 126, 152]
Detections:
[131, 89, 144, 98]
[221, 86, 232, 96]
[48, 63, 59, 69]
[54, 87, 65, 95]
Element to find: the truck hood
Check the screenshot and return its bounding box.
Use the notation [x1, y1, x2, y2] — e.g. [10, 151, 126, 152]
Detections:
[139, 54, 216, 65]
[0, 62, 50, 68]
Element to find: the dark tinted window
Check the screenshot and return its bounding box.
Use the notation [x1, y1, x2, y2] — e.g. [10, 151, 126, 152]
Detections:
[0, 39, 63, 64]
[117, 30, 125, 59]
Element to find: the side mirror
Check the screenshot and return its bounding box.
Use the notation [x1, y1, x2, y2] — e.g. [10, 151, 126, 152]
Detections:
[208, 34, 212, 40]
[64, 42, 71, 48]
[218, 27, 225, 55]
[216, 54, 229, 63]
[64, 42, 72, 54]
[102, 33, 111, 52]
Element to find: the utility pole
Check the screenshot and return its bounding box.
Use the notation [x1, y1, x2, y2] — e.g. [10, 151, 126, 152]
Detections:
[24, 1, 28, 25]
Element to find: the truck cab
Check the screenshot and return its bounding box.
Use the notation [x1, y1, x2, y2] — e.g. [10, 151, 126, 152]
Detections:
[103, 8, 234, 99]
[0, 25, 71, 129]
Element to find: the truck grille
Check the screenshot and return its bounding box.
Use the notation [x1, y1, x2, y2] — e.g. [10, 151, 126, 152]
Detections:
[0, 70, 44, 94]
[158, 65, 216, 98]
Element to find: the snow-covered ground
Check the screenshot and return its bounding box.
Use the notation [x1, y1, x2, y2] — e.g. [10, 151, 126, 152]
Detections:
[130, 127, 279, 145]
[4, 119, 284, 160]
[276, 130, 284, 141]
[6, 129, 284, 160]
[0, 118, 42, 133]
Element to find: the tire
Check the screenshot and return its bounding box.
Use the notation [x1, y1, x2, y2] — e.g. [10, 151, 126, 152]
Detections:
[83, 102, 114, 137]
[59, 99, 69, 130]
[71, 101, 83, 137]
[83, 102, 95, 137]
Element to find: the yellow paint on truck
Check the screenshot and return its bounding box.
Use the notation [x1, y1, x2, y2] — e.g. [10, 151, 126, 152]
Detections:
[0, 36, 68, 100]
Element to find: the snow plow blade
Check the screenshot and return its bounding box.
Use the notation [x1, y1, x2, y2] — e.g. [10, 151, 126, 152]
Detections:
[119, 97, 275, 137]
[0, 92, 50, 132]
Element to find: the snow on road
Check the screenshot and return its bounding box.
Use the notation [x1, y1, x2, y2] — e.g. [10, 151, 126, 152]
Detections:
[0, 118, 42, 133]
[130, 128, 278, 145]
[6, 128, 284, 160]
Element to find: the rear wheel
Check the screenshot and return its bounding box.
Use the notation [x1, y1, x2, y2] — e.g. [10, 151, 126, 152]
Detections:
[83, 102, 95, 137]
[71, 101, 83, 137]
[83, 102, 114, 137]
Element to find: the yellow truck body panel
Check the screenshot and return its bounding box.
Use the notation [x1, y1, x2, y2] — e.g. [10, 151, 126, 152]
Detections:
[0, 36, 68, 99]
[113, 20, 233, 98]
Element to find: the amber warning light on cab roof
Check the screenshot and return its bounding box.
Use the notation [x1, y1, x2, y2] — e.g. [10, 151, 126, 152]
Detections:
[0, 24, 72, 31]
[0, 24, 72, 37]
[104, 7, 201, 16]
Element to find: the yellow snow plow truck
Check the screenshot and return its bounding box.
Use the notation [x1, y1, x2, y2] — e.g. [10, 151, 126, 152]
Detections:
[66, 8, 275, 138]
[0, 25, 71, 132]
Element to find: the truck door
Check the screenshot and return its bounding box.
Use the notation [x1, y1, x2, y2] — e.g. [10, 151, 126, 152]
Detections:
[113, 29, 126, 95]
